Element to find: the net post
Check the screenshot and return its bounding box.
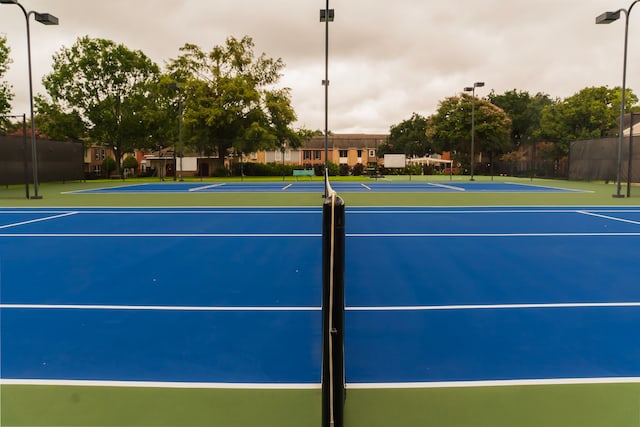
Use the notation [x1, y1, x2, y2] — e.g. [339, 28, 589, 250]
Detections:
[321, 175, 346, 427]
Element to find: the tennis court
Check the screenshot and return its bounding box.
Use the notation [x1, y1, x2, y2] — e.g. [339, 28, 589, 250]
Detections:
[2, 205, 640, 426]
[65, 180, 586, 194]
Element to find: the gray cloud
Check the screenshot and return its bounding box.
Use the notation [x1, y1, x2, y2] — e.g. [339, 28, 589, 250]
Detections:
[1, 0, 634, 133]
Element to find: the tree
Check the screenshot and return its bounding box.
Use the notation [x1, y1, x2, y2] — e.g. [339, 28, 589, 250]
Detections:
[0, 36, 13, 127]
[426, 94, 512, 172]
[379, 113, 431, 157]
[488, 90, 552, 149]
[166, 36, 299, 160]
[537, 86, 637, 159]
[41, 36, 160, 172]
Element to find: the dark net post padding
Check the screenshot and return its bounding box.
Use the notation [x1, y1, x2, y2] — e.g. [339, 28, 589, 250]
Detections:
[321, 193, 345, 427]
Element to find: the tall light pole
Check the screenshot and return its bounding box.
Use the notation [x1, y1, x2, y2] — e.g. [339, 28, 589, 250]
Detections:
[596, 2, 640, 198]
[169, 82, 184, 181]
[320, 1, 334, 175]
[1, 0, 58, 199]
[464, 81, 484, 181]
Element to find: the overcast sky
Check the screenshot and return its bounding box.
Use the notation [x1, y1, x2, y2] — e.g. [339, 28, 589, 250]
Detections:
[0, 0, 637, 133]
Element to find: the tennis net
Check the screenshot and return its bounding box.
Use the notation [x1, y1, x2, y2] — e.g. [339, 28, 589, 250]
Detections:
[321, 171, 346, 427]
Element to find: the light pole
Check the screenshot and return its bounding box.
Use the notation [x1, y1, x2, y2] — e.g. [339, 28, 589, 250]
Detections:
[1, 0, 58, 199]
[320, 1, 334, 176]
[596, 2, 640, 198]
[169, 82, 184, 181]
[464, 81, 484, 181]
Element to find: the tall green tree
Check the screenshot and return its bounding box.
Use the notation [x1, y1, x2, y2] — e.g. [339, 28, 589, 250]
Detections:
[537, 86, 637, 159]
[379, 113, 431, 157]
[166, 36, 298, 159]
[488, 90, 552, 148]
[41, 36, 160, 171]
[0, 36, 14, 127]
[426, 94, 512, 171]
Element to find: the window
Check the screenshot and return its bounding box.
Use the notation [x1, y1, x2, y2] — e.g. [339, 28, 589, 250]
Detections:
[303, 150, 311, 160]
[357, 150, 363, 158]
[339, 150, 348, 158]
[369, 150, 376, 157]
[101, 149, 106, 160]
[314, 150, 322, 160]
[94, 149, 99, 161]
[284, 150, 291, 161]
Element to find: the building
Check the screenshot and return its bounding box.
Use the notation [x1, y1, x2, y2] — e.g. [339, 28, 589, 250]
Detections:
[259, 134, 388, 169]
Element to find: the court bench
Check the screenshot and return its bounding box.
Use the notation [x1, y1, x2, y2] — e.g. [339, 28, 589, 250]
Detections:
[293, 169, 314, 180]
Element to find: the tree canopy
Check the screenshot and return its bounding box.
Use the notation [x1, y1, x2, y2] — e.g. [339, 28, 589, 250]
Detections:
[425, 94, 512, 169]
[378, 113, 431, 157]
[165, 36, 301, 158]
[0, 36, 13, 123]
[40, 36, 161, 170]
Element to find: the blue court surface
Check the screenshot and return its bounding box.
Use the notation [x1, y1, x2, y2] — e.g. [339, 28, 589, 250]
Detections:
[65, 181, 585, 194]
[1, 206, 640, 387]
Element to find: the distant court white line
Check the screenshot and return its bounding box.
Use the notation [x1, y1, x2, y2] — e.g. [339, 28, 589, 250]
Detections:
[0, 233, 321, 238]
[578, 210, 640, 225]
[188, 183, 225, 192]
[2, 232, 640, 238]
[360, 183, 372, 190]
[282, 184, 293, 191]
[347, 301, 640, 311]
[0, 212, 78, 230]
[427, 182, 466, 191]
[347, 232, 640, 238]
[348, 377, 640, 389]
[0, 379, 321, 390]
[0, 304, 320, 311]
[4, 302, 639, 312]
[3, 377, 639, 390]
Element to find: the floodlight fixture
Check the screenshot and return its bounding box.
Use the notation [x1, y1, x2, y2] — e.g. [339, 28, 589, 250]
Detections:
[596, 1, 640, 197]
[596, 11, 621, 24]
[464, 81, 484, 181]
[0, 0, 59, 199]
[34, 12, 58, 25]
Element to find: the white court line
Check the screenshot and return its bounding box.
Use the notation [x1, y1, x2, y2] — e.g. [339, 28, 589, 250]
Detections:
[2, 377, 639, 390]
[348, 377, 640, 389]
[0, 379, 320, 390]
[347, 301, 640, 311]
[4, 302, 638, 312]
[0, 304, 320, 311]
[0, 212, 78, 230]
[427, 182, 466, 191]
[0, 233, 321, 238]
[347, 232, 640, 238]
[578, 210, 640, 225]
[360, 183, 372, 190]
[282, 184, 293, 191]
[188, 183, 226, 192]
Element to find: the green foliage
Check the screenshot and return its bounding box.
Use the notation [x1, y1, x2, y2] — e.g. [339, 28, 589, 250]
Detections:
[488, 90, 552, 148]
[102, 157, 117, 177]
[537, 86, 636, 158]
[166, 36, 300, 160]
[425, 94, 512, 169]
[0, 36, 13, 118]
[42, 36, 160, 168]
[379, 113, 431, 157]
[122, 156, 138, 171]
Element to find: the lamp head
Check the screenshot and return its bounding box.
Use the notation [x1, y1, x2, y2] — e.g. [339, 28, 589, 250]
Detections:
[596, 11, 621, 24]
[464, 87, 473, 92]
[34, 12, 59, 25]
[0, 0, 19, 4]
[474, 82, 485, 88]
